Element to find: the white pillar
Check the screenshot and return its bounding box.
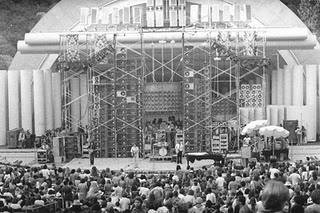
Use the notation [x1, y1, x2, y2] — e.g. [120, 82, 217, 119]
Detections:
[266, 107, 271, 124]
[33, 70, 46, 136]
[283, 65, 293, 105]
[44, 69, 53, 130]
[270, 106, 278, 125]
[254, 108, 263, 120]
[70, 77, 80, 133]
[0, 71, 7, 146]
[80, 73, 88, 128]
[8, 70, 20, 130]
[318, 66, 320, 136]
[240, 108, 249, 125]
[248, 108, 255, 122]
[278, 106, 285, 126]
[271, 70, 277, 105]
[276, 68, 284, 105]
[20, 70, 33, 132]
[292, 65, 304, 106]
[266, 72, 271, 105]
[52, 72, 61, 129]
[306, 65, 317, 141]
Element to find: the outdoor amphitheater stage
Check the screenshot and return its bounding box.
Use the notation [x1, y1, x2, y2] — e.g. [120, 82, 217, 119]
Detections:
[0, 143, 319, 171]
[62, 157, 229, 172]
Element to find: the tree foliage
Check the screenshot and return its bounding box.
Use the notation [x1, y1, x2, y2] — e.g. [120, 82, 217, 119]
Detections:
[281, 0, 301, 15]
[0, 0, 60, 58]
[298, 0, 320, 38]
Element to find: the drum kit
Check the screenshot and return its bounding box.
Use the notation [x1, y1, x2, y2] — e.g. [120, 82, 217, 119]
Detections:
[153, 141, 168, 156]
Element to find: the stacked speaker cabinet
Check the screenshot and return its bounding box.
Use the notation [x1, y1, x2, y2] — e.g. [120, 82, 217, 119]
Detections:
[195, 79, 206, 151]
[113, 46, 143, 158]
[183, 44, 196, 152]
[52, 136, 79, 162]
[7, 128, 23, 149]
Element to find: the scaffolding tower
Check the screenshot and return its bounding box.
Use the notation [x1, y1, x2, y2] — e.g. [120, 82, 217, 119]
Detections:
[59, 28, 267, 157]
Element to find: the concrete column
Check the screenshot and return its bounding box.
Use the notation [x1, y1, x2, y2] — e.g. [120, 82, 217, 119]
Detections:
[318, 66, 320, 136]
[266, 107, 271, 124]
[270, 106, 278, 125]
[306, 65, 317, 141]
[80, 73, 88, 128]
[0, 71, 7, 146]
[70, 77, 80, 133]
[276, 68, 284, 105]
[266, 72, 271, 105]
[33, 70, 46, 136]
[254, 107, 263, 120]
[20, 70, 33, 132]
[283, 65, 293, 105]
[248, 108, 255, 122]
[271, 70, 277, 105]
[292, 65, 304, 106]
[240, 108, 249, 125]
[278, 106, 285, 126]
[44, 69, 53, 130]
[8, 70, 20, 130]
[52, 72, 61, 129]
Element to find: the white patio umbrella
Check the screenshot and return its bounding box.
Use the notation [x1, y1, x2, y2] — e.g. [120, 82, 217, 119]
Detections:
[259, 125, 290, 138]
[241, 120, 269, 135]
[259, 125, 290, 157]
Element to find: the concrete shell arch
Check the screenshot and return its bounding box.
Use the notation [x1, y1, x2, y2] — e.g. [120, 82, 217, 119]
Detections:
[9, 0, 320, 70]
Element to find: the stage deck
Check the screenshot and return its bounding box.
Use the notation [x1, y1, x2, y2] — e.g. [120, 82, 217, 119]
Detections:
[62, 157, 218, 172]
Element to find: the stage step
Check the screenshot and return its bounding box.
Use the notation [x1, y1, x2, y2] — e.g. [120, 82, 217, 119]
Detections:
[0, 148, 37, 165]
[289, 144, 320, 162]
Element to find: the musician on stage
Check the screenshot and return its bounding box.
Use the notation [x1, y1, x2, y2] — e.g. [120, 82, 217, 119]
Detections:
[88, 141, 95, 166]
[131, 143, 139, 168]
[175, 141, 183, 164]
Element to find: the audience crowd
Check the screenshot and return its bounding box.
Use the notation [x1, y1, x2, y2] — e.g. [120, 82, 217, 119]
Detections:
[0, 158, 319, 213]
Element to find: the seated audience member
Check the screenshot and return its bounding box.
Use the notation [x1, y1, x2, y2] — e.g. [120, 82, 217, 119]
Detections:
[305, 189, 320, 213]
[257, 180, 289, 213]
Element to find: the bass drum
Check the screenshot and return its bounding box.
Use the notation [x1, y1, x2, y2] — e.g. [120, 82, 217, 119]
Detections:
[159, 147, 167, 156]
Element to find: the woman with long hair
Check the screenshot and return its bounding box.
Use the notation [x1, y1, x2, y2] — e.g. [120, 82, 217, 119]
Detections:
[309, 170, 318, 186]
[145, 192, 162, 211]
[90, 166, 99, 179]
[86, 181, 101, 199]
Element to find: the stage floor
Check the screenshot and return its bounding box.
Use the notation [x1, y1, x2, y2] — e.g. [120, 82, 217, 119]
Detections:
[62, 157, 219, 172]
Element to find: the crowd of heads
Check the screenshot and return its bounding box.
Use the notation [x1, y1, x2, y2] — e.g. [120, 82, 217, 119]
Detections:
[0, 158, 319, 212]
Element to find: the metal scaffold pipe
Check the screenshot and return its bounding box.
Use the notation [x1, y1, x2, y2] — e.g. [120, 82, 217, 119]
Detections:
[23, 27, 309, 45]
[18, 35, 317, 54]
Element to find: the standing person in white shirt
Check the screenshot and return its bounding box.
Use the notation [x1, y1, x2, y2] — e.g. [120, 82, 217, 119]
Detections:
[119, 192, 131, 213]
[138, 182, 150, 198]
[289, 169, 301, 186]
[18, 129, 26, 148]
[175, 141, 183, 164]
[243, 135, 251, 147]
[131, 143, 139, 168]
[215, 173, 226, 191]
[269, 165, 280, 179]
[205, 188, 216, 204]
[40, 165, 50, 179]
